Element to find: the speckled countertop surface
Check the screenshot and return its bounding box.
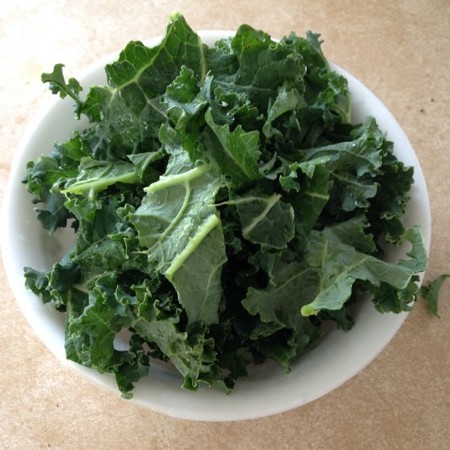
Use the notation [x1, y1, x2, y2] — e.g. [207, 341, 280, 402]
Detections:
[1, 1, 449, 449]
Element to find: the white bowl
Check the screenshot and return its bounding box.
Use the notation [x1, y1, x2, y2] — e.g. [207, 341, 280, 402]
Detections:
[1, 31, 431, 421]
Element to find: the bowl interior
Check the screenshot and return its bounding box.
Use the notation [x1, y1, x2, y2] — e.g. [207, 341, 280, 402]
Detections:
[1, 31, 431, 421]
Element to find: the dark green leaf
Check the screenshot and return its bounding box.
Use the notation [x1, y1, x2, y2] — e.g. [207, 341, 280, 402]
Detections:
[420, 274, 449, 317]
[41, 63, 83, 106]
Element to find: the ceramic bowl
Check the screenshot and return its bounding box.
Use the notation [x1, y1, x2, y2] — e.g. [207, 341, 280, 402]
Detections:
[1, 31, 431, 421]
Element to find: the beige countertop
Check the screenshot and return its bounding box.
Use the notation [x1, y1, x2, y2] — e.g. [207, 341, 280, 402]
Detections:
[1, 1, 449, 448]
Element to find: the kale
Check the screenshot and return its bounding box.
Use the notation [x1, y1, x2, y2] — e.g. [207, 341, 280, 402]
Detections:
[23, 13, 432, 397]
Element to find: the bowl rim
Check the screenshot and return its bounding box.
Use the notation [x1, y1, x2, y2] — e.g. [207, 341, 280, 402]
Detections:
[1, 30, 431, 421]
